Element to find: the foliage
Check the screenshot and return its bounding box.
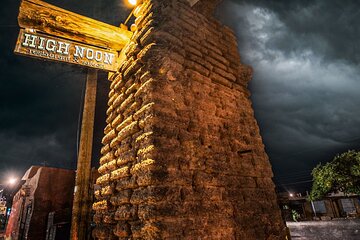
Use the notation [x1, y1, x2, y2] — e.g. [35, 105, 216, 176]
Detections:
[309, 150, 360, 200]
[291, 209, 300, 222]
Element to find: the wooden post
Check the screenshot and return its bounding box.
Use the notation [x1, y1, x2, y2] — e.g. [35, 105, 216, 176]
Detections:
[71, 69, 97, 240]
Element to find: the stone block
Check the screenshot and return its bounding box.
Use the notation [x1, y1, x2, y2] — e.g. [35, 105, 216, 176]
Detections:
[94, 0, 285, 239]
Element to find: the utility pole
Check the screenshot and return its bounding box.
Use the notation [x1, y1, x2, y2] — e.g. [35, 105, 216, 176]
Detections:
[306, 191, 317, 218]
[71, 70, 97, 240]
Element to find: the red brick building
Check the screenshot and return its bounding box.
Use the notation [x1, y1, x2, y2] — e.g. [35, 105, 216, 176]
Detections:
[5, 166, 75, 240]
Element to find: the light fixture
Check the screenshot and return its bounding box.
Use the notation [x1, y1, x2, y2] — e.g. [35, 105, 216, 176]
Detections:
[289, 193, 294, 197]
[128, 0, 138, 6]
[122, 0, 143, 32]
[8, 178, 17, 185]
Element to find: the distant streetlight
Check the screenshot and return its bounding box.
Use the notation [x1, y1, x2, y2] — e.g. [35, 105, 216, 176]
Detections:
[289, 193, 294, 197]
[7, 178, 17, 185]
[0, 177, 18, 188]
[0, 177, 18, 198]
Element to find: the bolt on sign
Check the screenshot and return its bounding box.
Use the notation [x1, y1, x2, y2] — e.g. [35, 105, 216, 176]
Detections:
[15, 29, 118, 72]
[14, 0, 132, 72]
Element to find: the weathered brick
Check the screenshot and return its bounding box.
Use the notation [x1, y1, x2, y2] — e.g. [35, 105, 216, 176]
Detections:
[115, 204, 137, 221]
[130, 186, 169, 205]
[110, 166, 130, 181]
[94, 0, 285, 239]
[117, 121, 139, 142]
[116, 176, 138, 191]
[210, 72, 233, 88]
[114, 222, 131, 237]
[110, 190, 132, 206]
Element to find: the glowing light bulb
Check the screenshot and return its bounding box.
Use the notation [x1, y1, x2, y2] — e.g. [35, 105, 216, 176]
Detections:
[8, 178, 17, 185]
[130, 24, 137, 32]
[128, 0, 138, 6]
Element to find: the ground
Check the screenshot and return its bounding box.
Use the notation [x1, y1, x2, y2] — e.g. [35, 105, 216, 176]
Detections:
[288, 219, 360, 240]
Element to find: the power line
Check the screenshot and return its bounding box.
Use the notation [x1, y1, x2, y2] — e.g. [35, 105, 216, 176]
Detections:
[275, 178, 312, 183]
[277, 180, 313, 186]
[276, 169, 313, 175]
[275, 173, 312, 178]
[276, 172, 312, 178]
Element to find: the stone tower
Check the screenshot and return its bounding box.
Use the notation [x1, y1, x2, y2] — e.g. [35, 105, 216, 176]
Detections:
[92, 0, 286, 239]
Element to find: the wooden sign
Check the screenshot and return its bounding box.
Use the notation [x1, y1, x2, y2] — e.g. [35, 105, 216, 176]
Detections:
[15, 0, 133, 72]
[15, 29, 118, 72]
[18, 0, 132, 51]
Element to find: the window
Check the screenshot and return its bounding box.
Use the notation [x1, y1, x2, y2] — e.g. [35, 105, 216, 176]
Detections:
[340, 199, 356, 214]
[313, 200, 327, 213]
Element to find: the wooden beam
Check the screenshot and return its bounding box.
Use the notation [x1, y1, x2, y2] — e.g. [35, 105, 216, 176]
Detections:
[18, 0, 132, 50]
[71, 69, 97, 240]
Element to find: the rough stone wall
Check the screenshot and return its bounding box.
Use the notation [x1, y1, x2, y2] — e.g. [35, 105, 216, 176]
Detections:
[92, 0, 285, 239]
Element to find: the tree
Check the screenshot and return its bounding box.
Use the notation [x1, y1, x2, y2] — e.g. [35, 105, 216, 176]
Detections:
[309, 150, 360, 200]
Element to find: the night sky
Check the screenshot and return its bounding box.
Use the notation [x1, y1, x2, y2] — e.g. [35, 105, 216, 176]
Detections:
[1, 0, 359, 193]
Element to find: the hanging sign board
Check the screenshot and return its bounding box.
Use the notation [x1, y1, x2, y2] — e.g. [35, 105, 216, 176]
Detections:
[14, 29, 118, 72]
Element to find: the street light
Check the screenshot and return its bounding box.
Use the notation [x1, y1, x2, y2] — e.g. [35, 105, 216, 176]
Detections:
[0, 177, 18, 203]
[7, 178, 17, 186]
[0, 177, 17, 232]
[121, 0, 143, 31]
[0, 177, 18, 191]
[128, 0, 138, 6]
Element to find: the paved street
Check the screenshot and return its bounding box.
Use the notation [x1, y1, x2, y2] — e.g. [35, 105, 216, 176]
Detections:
[288, 219, 360, 240]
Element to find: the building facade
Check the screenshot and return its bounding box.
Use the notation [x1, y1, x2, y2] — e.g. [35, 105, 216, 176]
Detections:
[5, 166, 75, 240]
[278, 192, 360, 221]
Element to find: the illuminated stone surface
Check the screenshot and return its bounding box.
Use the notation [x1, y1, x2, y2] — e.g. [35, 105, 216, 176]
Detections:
[93, 0, 285, 239]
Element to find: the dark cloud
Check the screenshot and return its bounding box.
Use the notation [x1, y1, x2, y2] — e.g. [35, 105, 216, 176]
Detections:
[1, 0, 359, 192]
[217, 0, 360, 191]
[219, 0, 360, 64]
